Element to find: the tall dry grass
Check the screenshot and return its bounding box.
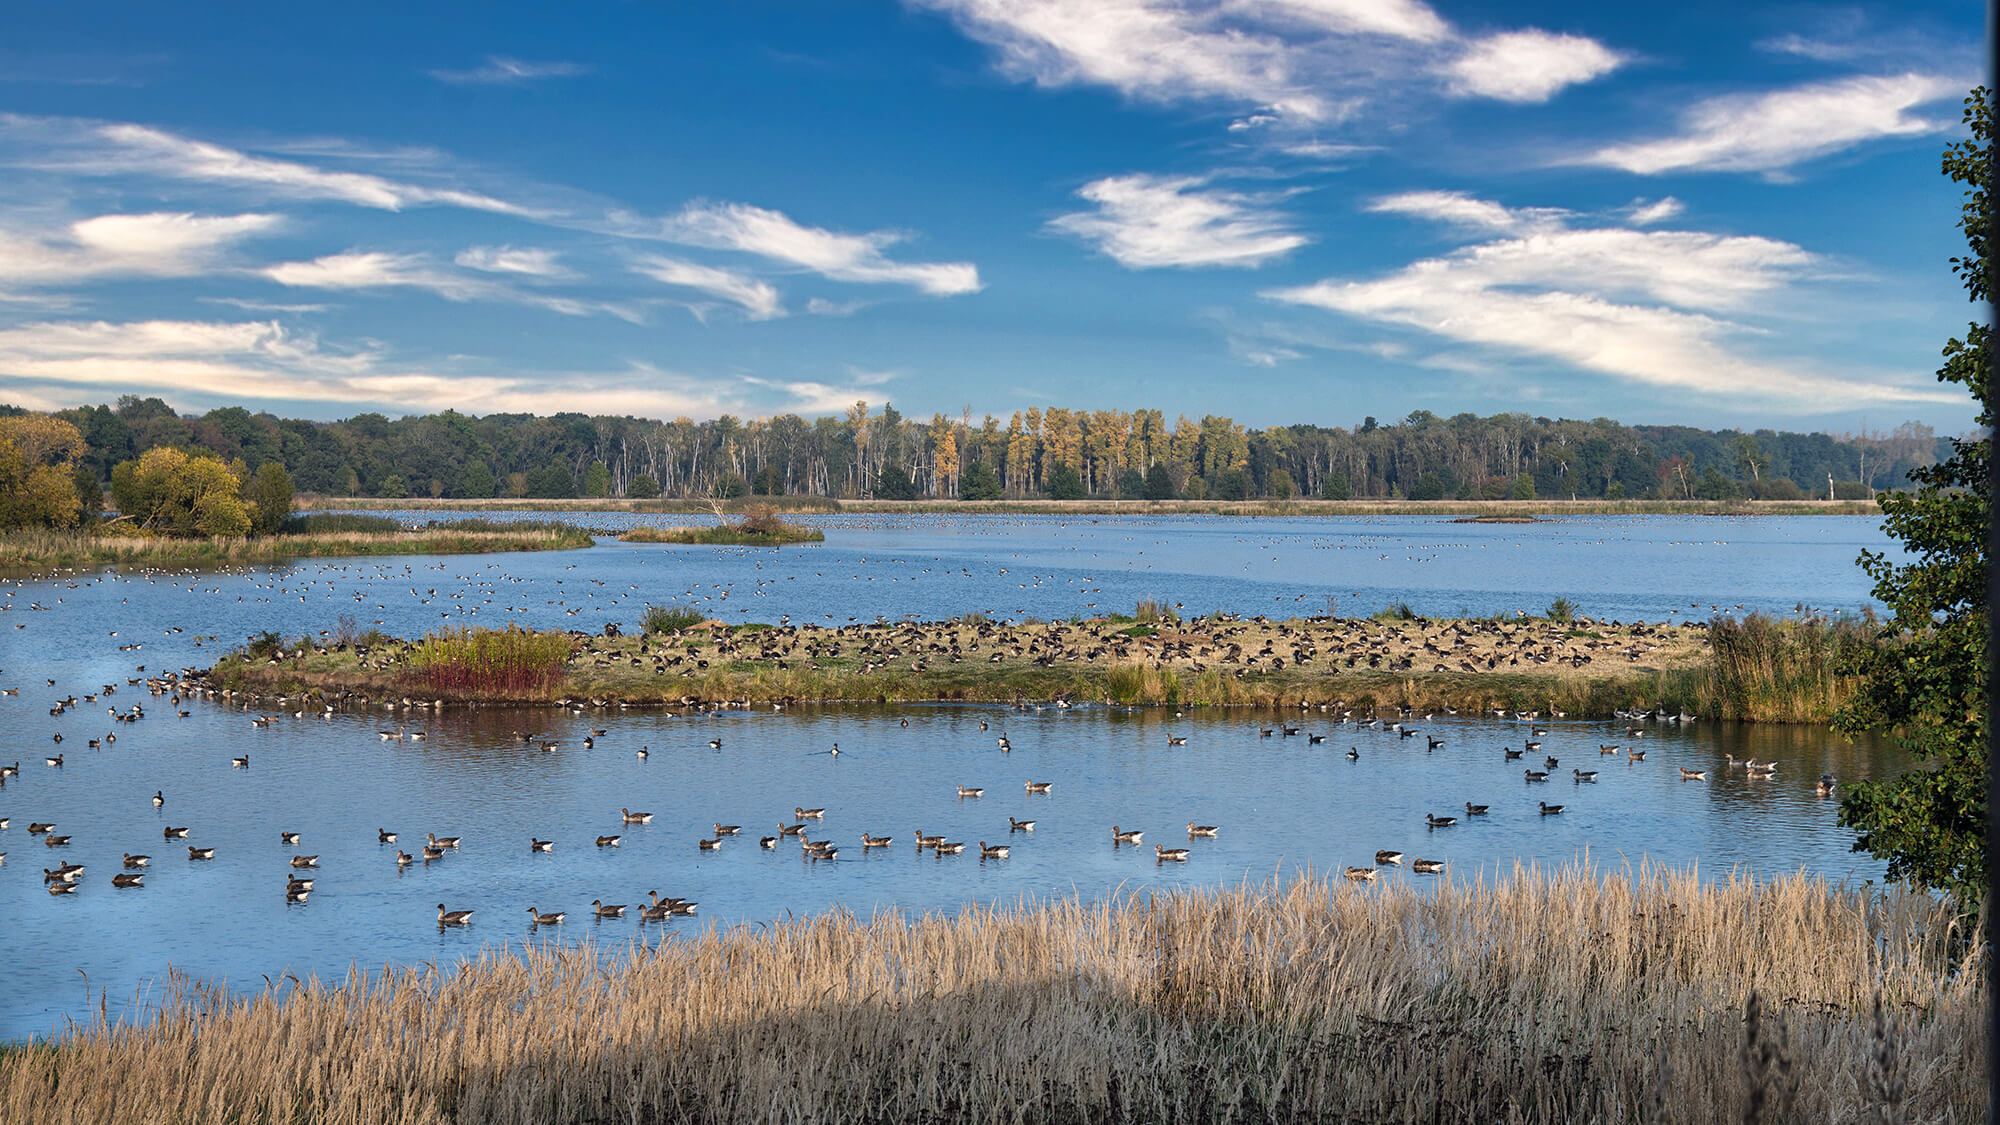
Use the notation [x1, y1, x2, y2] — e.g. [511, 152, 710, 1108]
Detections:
[2, 866, 1981, 1124]
[409, 624, 573, 696]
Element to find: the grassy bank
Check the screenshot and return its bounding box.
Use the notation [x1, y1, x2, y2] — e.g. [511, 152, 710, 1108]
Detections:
[0, 521, 595, 576]
[204, 611, 1875, 721]
[303, 495, 1882, 517]
[2, 867, 1980, 1124]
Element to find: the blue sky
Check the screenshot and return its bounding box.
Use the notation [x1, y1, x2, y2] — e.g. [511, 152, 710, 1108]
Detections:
[0, 0, 1982, 432]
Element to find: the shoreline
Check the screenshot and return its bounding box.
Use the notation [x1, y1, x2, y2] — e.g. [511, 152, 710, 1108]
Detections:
[200, 613, 1857, 722]
[298, 495, 1883, 518]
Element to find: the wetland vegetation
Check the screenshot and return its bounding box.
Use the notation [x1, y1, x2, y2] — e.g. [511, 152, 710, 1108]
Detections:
[0, 867, 1979, 1124]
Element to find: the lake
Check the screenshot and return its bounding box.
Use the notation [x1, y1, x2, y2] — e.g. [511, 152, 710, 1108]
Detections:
[0, 514, 1909, 1040]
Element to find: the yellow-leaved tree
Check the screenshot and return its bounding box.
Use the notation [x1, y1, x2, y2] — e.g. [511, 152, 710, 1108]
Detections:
[109, 447, 254, 536]
[0, 414, 87, 529]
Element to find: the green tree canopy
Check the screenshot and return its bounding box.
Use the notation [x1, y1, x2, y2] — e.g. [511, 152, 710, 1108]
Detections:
[242, 461, 294, 535]
[1833, 87, 1991, 908]
[959, 459, 1002, 501]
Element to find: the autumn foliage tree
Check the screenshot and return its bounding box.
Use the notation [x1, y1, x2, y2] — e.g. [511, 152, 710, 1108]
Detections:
[0, 414, 87, 529]
[109, 446, 254, 537]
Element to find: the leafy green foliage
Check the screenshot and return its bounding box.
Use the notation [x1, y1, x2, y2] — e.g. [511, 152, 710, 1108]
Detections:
[243, 461, 294, 535]
[1833, 87, 1991, 908]
[1145, 463, 1177, 500]
[1045, 463, 1085, 500]
[626, 472, 661, 499]
[959, 459, 1002, 500]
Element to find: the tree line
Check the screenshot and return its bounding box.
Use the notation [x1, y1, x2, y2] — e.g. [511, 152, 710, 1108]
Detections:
[4, 396, 1951, 506]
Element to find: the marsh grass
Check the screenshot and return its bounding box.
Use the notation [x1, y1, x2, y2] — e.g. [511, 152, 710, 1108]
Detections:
[1, 867, 1980, 1124]
[641, 605, 707, 634]
[0, 522, 593, 575]
[409, 624, 572, 696]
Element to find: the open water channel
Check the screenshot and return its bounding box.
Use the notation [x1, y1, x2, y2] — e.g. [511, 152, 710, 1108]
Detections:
[0, 514, 1909, 1040]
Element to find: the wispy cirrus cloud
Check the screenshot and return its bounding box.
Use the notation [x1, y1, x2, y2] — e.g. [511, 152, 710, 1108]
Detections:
[0, 211, 281, 289]
[637, 201, 982, 295]
[0, 114, 543, 215]
[1265, 192, 1959, 409]
[912, 0, 1623, 127]
[1048, 173, 1307, 268]
[264, 251, 644, 322]
[1578, 73, 1962, 176]
[631, 254, 785, 320]
[454, 245, 572, 277]
[0, 316, 894, 418]
[429, 56, 592, 85]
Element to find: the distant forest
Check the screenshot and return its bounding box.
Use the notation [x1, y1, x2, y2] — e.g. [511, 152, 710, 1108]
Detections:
[6, 397, 1950, 503]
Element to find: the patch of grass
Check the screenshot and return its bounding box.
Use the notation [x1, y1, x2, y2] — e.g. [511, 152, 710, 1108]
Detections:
[0, 522, 593, 576]
[282, 512, 403, 534]
[1545, 597, 1578, 623]
[1373, 601, 1417, 621]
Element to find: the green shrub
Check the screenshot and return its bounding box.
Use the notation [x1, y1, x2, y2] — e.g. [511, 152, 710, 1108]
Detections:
[643, 605, 706, 634]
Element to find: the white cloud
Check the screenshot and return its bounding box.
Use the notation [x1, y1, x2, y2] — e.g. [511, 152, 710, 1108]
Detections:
[429, 57, 591, 85]
[1264, 193, 1960, 409]
[264, 251, 644, 322]
[0, 317, 894, 419]
[200, 297, 329, 313]
[1048, 173, 1307, 268]
[631, 254, 785, 320]
[805, 296, 872, 317]
[1, 114, 542, 216]
[0, 211, 280, 289]
[1581, 73, 1962, 175]
[454, 245, 571, 277]
[1443, 30, 1623, 103]
[1624, 197, 1684, 226]
[651, 201, 981, 295]
[912, 0, 1621, 125]
[1368, 190, 1564, 235]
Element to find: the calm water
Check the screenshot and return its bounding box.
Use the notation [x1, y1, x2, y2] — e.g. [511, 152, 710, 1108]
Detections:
[0, 515, 1909, 1040]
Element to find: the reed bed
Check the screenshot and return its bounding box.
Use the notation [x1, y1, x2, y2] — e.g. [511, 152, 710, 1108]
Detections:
[408, 624, 573, 696]
[0, 524, 593, 575]
[2, 867, 1980, 1124]
[621, 515, 824, 545]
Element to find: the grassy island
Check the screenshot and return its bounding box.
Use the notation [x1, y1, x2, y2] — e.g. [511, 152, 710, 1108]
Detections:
[0, 516, 595, 576]
[619, 511, 823, 546]
[204, 607, 1873, 721]
[0, 867, 1980, 1124]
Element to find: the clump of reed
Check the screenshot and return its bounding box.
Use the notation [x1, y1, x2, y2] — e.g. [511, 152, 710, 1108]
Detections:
[0, 521, 593, 576]
[408, 624, 572, 696]
[641, 604, 707, 634]
[1, 866, 1980, 1124]
[1661, 612, 1879, 723]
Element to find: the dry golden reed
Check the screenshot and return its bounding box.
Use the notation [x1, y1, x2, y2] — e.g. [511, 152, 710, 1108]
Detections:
[2, 864, 1983, 1124]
